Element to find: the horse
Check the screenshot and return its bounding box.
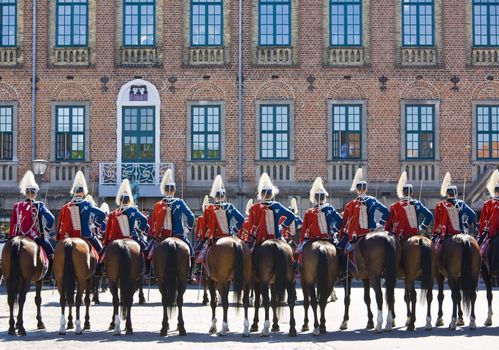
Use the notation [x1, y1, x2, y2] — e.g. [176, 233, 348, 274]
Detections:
[153, 237, 190, 336]
[300, 240, 339, 335]
[206, 236, 252, 336]
[250, 239, 297, 337]
[2, 236, 48, 335]
[340, 231, 400, 333]
[435, 234, 480, 330]
[400, 235, 436, 331]
[104, 239, 143, 335]
[483, 235, 499, 326]
[53, 237, 96, 335]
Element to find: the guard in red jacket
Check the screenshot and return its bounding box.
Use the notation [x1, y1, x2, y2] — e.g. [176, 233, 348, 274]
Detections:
[385, 171, 433, 239]
[280, 198, 302, 241]
[238, 199, 253, 242]
[433, 172, 475, 240]
[479, 169, 499, 242]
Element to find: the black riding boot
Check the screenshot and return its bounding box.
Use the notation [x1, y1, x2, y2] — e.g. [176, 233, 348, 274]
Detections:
[44, 255, 54, 282]
[188, 257, 196, 284]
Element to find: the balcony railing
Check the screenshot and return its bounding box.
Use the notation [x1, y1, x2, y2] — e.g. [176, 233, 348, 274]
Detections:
[401, 161, 439, 184]
[50, 162, 89, 185]
[327, 161, 366, 185]
[327, 47, 365, 66]
[99, 162, 174, 186]
[472, 48, 499, 65]
[53, 47, 90, 66]
[0, 161, 17, 184]
[256, 161, 295, 182]
[401, 47, 437, 66]
[255, 46, 294, 65]
[0, 47, 18, 66]
[188, 46, 225, 65]
[120, 47, 158, 66]
[187, 162, 225, 184]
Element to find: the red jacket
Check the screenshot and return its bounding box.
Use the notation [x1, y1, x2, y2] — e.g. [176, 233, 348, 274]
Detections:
[151, 200, 171, 240]
[340, 199, 370, 240]
[480, 198, 499, 239]
[103, 210, 127, 245]
[56, 203, 81, 240]
[247, 203, 274, 243]
[238, 218, 251, 242]
[300, 208, 328, 243]
[205, 204, 230, 240]
[195, 215, 208, 241]
[433, 201, 461, 236]
[385, 200, 418, 239]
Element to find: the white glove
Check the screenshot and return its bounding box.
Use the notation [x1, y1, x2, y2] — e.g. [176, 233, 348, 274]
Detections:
[376, 223, 384, 231]
[183, 227, 190, 236]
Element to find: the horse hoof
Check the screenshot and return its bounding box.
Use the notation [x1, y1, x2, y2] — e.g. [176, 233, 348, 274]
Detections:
[242, 332, 250, 338]
[470, 319, 477, 330]
[457, 318, 465, 327]
[339, 321, 348, 330]
[126, 329, 134, 335]
[17, 328, 27, 336]
[84, 322, 90, 330]
[160, 328, 168, 337]
[75, 331, 83, 336]
[8, 327, 16, 336]
[484, 318, 492, 327]
[109, 323, 115, 331]
[67, 323, 74, 330]
[271, 324, 280, 332]
[58, 331, 66, 336]
[313, 327, 320, 336]
[448, 319, 457, 331]
[250, 324, 259, 332]
[406, 324, 415, 331]
[320, 326, 326, 334]
[366, 320, 374, 329]
[37, 322, 46, 330]
[301, 324, 309, 332]
[179, 328, 187, 336]
[436, 318, 444, 327]
[209, 326, 217, 335]
[138, 298, 146, 305]
[288, 328, 297, 337]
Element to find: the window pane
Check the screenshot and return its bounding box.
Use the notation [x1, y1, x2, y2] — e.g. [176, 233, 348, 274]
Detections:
[403, 0, 434, 46]
[0, 1, 16, 47]
[477, 105, 499, 159]
[56, 1, 88, 46]
[259, 0, 290, 46]
[260, 104, 290, 159]
[124, 0, 155, 46]
[332, 104, 362, 159]
[122, 106, 155, 162]
[191, 105, 221, 160]
[0, 105, 13, 160]
[331, 0, 361, 46]
[405, 105, 434, 159]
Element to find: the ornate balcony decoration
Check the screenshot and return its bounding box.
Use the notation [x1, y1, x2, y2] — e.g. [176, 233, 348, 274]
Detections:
[50, 163, 88, 184]
[472, 162, 499, 182]
[99, 163, 174, 186]
[401, 161, 439, 184]
[187, 162, 225, 184]
[188, 47, 225, 65]
[255, 46, 294, 65]
[0, 47, 18, 66]
[471, 48, 499, 65]
[0, 162, 17, 184]
[120, 47, 158, 66]
[401, 47, 437, 66]
[53, 47, 90, 66]
[256, 161, 295, 182]
[327, 47, 365, 66]
[327, 161, 366, 185]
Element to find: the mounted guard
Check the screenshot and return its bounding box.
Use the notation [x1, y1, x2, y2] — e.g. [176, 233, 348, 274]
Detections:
[280, 198, 303, 243]
[150, 169, 196, 280]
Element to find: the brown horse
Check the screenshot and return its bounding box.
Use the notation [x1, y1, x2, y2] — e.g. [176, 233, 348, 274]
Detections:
[104, 239, 143, 335]
[53, 238, 96, 335]
[250, 239, 297, 337]
[206, 236, 252, 336]
[153, 237, 190, 336]
[2, 236, 48, 335]
[400, 235, 436, 331]
[483, 235, 499, 326]
[435, 234, 480, 330]
[340, 231, 400, 333]
[300, 240, 339, 335]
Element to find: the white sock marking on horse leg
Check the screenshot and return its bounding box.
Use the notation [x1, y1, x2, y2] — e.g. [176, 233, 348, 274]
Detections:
[470, 316, 477, 330]
[375, 309, 383, 332]
[59, 314, 66, 335]
[261, 320, 270, 337]
[485, 305, 493, 326]
[449, 317, 457, 330]
[313, 326, 320, 336]
[114, 315, 121, 335]
[243, 318, 250, 337]
[425, 316, 432, 330]
[209, 318, 217, 334]
[385, 310, 393, 331]
[75, 319, 82, 334]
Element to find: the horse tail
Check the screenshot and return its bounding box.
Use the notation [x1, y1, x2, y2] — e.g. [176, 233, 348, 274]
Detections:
[273, 242, 288, 304]
[493, 237, 499, 278]
[460, 237, 475, 314]
[419, 238, 433, 303]
[118, 242, 132, 320]
[232, 240, 245, 306]
[384, 236, 397, 308]
[7, 238, 22, 303]
[316, 244, 329, 301]
[165, 241, 179, 314]
[63, 242, 76, 306]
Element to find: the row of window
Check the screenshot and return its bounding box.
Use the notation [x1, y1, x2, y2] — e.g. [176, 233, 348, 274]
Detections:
[0, 102, 498, 162]
[1, 0, 499, 49]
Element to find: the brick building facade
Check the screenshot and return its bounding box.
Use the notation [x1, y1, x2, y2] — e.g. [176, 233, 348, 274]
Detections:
[1, 0, 499, 231]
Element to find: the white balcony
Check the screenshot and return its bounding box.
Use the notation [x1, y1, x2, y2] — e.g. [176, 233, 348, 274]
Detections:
[98, 162, 174, 197]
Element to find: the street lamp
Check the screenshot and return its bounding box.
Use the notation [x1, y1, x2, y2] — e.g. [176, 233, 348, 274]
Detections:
[32, 159, 48, 183]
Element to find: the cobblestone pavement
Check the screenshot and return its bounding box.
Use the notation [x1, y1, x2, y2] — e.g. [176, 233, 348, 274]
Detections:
[1, 282, 498, 350]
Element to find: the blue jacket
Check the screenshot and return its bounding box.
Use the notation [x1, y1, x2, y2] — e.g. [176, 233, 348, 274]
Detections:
[358, 194, 390, 229]
[216, 202, 245, 234]
[316, 203, 343, 234]
[412, 199, 433, 230]
[121, 206, 150, 239]
[261, 200, 296, 238]
[165, 197, 195, 235]
[75, 199, 107, 239]
[448, 198, 476, 231]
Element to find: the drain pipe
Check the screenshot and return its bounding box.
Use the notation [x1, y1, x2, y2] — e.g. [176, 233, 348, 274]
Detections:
[31, 0, 37, 161]
[237, 0, 244, 210]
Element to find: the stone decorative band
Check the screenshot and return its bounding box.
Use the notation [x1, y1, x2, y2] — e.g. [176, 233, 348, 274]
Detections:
[121, 47, 158, 65]
[53, 47, 90, 66]
[0, 48, 18, 66]
[401, 47, 437, 66]
[188, 47, 225, 65]
[327, 47, 365, 66]
[255, 46, 294, 65]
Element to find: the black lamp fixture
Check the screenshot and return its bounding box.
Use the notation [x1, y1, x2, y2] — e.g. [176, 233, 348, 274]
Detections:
[450, 75, 460, 92]
[379, 75, 388, 92]
[306, 75, 316, 91]
[100, 76, 109, 92]
[168, 76, 177, 93]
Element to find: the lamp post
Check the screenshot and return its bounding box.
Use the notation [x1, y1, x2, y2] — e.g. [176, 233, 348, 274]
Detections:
[32, 159, 48, 185]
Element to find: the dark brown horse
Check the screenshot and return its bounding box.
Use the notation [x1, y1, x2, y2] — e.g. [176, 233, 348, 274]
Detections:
[153, 237, 190, 336]
[400, 235, 436, 331]
[250, 239, 297, 337]
[300, 240, 339, 335]
[340, 231, 400, 333]
[435, 234, 480, 330]
[483, 235, 499, 326]
[2, 236, 48, 335]
[206, 236, 252, 336]
[53, 238, 96, 335]
[104, 239, 143, 335]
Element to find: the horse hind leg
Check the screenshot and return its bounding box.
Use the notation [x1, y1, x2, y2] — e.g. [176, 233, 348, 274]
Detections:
[287, 280, 297, 337]
[8, 290, 16, 335]
[340, 275, 352, 330]
[242, 283, 251, 337]
[270, 287, 280, 332]
[484, 270, 493, 326]
[74, 285, 84, 335]
[435, 273, 445, 327]
[260, 283, 271, 337]
[469, 284, 478, 330]
[250, 283, 261, 332]
[370, 277, 385, 333]
[177, 280, 187, 336]
[84, 278, 91, 330]
[457, 300, 465, 327]
[425, 285, 434, 330]
[309, 284, 320, 336]
[109, 284, 121, 335]
[159, 284, 169, 336]
[208, 279, 218, 334]
[217, 282, 230, 336]
[448, 279, 460, 330]
[125, 305, 133, 335]
[35, 280, 45, 330]
[16, 282, 30, 336]
[362, 279, 374, 329]
[301, 283, 310, 332]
